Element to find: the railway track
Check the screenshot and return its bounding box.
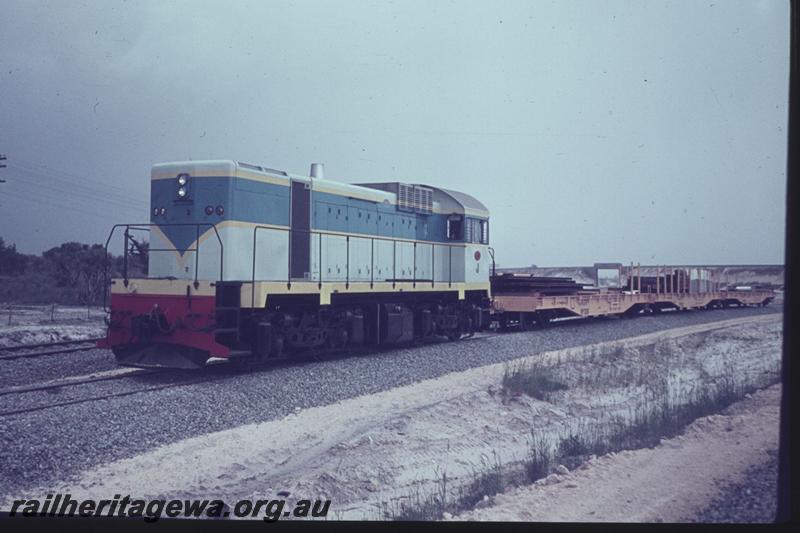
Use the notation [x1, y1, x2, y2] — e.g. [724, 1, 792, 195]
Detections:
[0, 333, 499, 417]
[0, 337, 104, 361]
[0, 377, 213, 418]
[0, 367, 154, 397]
[0, 366, 227, 417]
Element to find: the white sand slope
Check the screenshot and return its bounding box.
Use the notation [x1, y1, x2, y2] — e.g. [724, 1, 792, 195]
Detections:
[454, 384, 780, 522]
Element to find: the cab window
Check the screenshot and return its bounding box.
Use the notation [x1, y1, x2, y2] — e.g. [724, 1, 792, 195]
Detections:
[463, 217, 489, 244]
[447, 216, 463, 240]
[480, 219, 489, 244]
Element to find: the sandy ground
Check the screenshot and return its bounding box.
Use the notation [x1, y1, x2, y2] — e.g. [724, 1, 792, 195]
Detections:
[1, 314, 782, 521]
[0, 305, 105, 346]
[454, 384, 780, 522]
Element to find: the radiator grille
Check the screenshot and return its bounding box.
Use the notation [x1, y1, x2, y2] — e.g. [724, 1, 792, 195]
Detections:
[398, 184, 433, 215]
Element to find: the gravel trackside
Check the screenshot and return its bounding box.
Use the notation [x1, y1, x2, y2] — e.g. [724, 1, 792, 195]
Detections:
[691, 451, 779, 523]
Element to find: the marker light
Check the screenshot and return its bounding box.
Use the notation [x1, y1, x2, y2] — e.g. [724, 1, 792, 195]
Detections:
[177, 174, 188, 186]
[215, 205, 224, 216]
[205, 205, 214, 215]
[177, 186, 187, 198]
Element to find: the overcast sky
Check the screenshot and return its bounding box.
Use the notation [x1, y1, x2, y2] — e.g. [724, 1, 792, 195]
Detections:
[0, 0, 789, 266]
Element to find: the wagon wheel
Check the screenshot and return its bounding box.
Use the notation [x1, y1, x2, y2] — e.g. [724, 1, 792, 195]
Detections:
[498, 316, 510, 332]
[537, 313, 551, 328]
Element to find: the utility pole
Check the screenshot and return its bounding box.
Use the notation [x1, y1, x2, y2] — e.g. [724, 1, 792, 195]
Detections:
[0, 154, 6, 183]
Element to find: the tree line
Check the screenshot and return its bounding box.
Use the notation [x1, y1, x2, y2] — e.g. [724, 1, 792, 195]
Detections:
[0, 237, 148, 305]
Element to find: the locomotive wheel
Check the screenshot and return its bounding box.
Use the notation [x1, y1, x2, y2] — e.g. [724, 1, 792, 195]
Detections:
[447, 325, 462, 342]
[463, 317, 475, 338]
[231, 355, 257, 372]
[326, 327, 349, 349]
[272, 334, 285, 358]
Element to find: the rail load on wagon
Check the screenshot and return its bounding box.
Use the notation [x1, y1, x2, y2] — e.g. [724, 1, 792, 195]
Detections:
[489, 263, 774, 331]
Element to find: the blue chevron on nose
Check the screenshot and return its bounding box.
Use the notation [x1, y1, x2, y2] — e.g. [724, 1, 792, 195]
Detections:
[160, 225, 200, 255]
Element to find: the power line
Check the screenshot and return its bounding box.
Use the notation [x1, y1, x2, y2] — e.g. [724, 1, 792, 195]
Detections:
[6, 166, 150, 211]
[1, 173, 146, 210]
[11, 157, 146, 198]
[7, 162, 149, 206]
[7, 180, 149, 212]
[1, 188, 144, 220]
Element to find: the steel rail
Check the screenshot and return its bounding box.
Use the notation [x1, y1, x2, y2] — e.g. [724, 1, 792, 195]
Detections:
[0, 368, 155, 397]
[0, 338, 105, 353]
[0, 338, 105, 361]
[0, 377, 213, 418]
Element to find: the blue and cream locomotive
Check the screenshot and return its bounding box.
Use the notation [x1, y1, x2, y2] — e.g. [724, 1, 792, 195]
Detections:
[100, 160, 491, 368]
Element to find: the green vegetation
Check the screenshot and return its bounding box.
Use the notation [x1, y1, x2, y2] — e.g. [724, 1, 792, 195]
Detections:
[501, 361, 568, 400]
[385, 454, 505, 521]
[526, 431, 552, 481]
[0, 237, 147, 305]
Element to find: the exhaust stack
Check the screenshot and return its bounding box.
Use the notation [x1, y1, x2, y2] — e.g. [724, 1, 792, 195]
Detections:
[310, 163, 324, 179]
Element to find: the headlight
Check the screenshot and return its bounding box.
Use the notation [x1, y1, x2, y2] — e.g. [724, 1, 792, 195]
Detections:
[205, 205, 214, 215]
[177, 174, 188, 186]
[153, 207, 159, 216]
[177, 186, 187, 198]
[159, 207, 166, 215]
[215, 205, 224, 216]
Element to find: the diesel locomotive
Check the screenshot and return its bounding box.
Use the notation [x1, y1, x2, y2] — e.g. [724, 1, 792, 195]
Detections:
[99, 160, 492, 368]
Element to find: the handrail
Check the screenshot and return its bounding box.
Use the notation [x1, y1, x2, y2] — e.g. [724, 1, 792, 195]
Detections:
[250, 225, 465, 308]
[102, 223, 224, 312]
[102, 221, 472, 311]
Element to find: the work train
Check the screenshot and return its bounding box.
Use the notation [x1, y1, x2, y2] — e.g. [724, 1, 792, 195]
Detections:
[98, 160, 774, 369]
